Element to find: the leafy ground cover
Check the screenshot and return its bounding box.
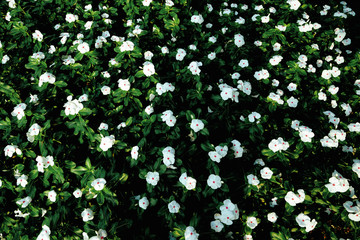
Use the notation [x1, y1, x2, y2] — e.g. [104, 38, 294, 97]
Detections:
[1, 0, 360, 239]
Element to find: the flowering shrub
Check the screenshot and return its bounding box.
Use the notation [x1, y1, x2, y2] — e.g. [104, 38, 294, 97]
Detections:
[1, 0, 360, 239]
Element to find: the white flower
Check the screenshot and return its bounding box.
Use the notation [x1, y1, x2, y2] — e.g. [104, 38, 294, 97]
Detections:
[188, 61, 201, 75]
[142, 0, 152, 6]
[296, 213, 310, 227]
[73, 189, 82, 198]
[234, 34, 245, 47]
[84, 21, 93, 30]
[268, 212, 278, 222]
[39, 72, 56, 87]
[248, 112, 261, 123]
[64, 96, 84, 115]
[246, 217, 258, 229]
[32, 30, 43, 42]
[146, 171, 160, 186]
[143, 61, 155, 77]
[190, 15, 204, 24]
[208, 151, 222, 163]
[168, 200, 180, 213]
[287, 83, 297, 91]
[101, 86, 111, 95]
[163, 151, 175, 166]
[184, 226, 199, 240]
[131, 146, 139, 160]
[65, 13, 78, 23]
[92, 178, 106, 191]
[185, 177, 197, 190]
[176, 48, 187, 61]
[98, 123, 108, 131]
[11, 103, 26, 120]
[190, 119, 204, 132]
[208, 52, 216, 60]
[260, 167, 273, 179]
[238, 59, 249, 68]
[247, 174, 259, 186]
[99, 135, 115, 151]
[287, 96, 298, 108]
[254, 40, 262, 46]
[285, 191, 300, 206]
[77, 42, 90, 54]
[1, 55, 9, 64]
[299, 129, 315, 143]
[118, 79, 131, 91]
[81, 208, 94, 222]
[143, 51, 153, 60]
[208, 36, 216, 43]
[120, 41, 134, 52]
[16, 196, 32, 208]
[161, 46, 169, 54]
[287, 0, 301, 10]
[48, 190, 57, 202]
[268, 137, 289, 152]
[144, 105, 154, 115]
[4, 145, 22, 157]
[139, 196, 149, 210]
[207, 174, 222, 189]
[244, 235, 253, 240]
[210, 220, 224, 232]
[16, 174, 28, 187]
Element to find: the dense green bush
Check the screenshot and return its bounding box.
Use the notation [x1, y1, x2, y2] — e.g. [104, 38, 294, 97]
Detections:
[1, 0, 360, 239]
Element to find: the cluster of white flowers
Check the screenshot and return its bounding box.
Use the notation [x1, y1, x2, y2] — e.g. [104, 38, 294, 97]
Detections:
[219, 83, 239, 102]
[143, 61, 155, 77]
[175, 48, 186, 61]
[343, 200, 360, 222]
[91, 178, 107, 191]
[63, 96, 84, 115]
[254, 69, 270, 80]
[11, 103, 27, 120]
[268, 137, 289, 152]
[156, 82, 175, 95]
[120, 40, 134, 52]
[188, 61, 202, 75]
[4, 145, 22, 157]
[291, 120, 315, 143]
[211, 199, 239, 232]
[26, 123, 41, 142]
[285, 189, 306, 206]
[236, 80, 252, 95]
[36, 155, 54, 173]
[161, 110, 176, 127]
[231, 140, 244, 158]
[36, 225, 51, 240]
[234, 33, 245, 47]
[190, 15, 204, 24]
[83, 229, 107, 240]
[99, 135, 115, 151]
[179, 172, 196, 190]
[38, 72, 56, 87]
[325, 170, 350, 193]
[296, 213, 317, 232]
[162, 146, 175, 167]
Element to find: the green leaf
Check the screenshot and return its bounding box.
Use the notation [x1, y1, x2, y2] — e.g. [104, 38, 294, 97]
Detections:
[270, 232, 286, 240]
[70, 166, 87, 175]
[79, 108, 92, 116]
[85, 157, 92, 169]
[54, 81, 68, 88]
[135, 70, 145, 78]
[125, 116, 133, 126]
